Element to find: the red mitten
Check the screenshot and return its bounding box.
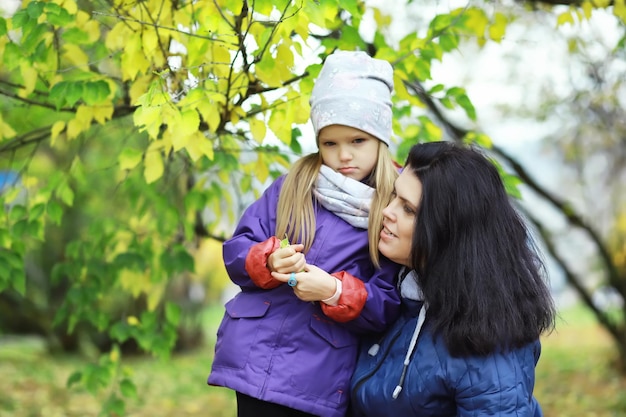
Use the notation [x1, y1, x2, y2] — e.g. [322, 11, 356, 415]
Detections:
[321, 271, 367, 322]
[244, 236, 281, 289]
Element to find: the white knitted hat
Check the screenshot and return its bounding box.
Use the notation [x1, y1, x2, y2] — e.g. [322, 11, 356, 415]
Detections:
[310, 50, 394, 146]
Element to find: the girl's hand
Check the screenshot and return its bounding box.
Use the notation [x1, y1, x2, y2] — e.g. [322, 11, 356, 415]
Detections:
[271, 264, 337, 302]
[267, 243, 306, 274]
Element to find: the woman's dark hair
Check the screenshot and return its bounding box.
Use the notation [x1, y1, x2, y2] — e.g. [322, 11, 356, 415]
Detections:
[406, 141, 555, 357]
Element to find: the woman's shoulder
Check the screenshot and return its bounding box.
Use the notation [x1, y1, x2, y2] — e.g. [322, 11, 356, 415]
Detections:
[438, 339, 541, 386]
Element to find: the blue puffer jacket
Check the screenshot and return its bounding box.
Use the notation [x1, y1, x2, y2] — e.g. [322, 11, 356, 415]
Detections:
[208, 176, 401, 417]
[351, 298, 544, 417]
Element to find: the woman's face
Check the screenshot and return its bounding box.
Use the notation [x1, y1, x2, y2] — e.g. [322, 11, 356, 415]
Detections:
[379, 167, 422, 267]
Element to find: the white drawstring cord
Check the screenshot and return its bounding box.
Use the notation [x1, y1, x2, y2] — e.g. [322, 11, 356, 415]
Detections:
[392, 303, 427, 399]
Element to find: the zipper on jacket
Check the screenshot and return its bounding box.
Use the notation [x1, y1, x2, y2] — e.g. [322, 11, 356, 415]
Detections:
[350, 322, 405, 399]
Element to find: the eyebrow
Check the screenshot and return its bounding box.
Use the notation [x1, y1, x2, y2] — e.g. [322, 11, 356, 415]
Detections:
[393, 184, 418, 211]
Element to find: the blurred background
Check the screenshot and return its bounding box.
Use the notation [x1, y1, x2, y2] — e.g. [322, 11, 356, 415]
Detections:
[1, 0, 625, 416]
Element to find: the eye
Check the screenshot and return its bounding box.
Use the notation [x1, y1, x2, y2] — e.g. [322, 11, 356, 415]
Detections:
[353, 137, 367, 144]
[321, 141, 336, 147]
[403, 204, 416, 215]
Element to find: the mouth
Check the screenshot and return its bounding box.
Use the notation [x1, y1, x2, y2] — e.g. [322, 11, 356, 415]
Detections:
[338, 167, 356, 173]
[382, 225, 396, 238]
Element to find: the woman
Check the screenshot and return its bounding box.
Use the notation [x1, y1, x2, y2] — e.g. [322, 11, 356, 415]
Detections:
[350, 141, 556, 416]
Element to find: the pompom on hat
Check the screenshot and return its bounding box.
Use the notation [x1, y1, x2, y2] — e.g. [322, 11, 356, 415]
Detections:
[309, 50, 394, 146]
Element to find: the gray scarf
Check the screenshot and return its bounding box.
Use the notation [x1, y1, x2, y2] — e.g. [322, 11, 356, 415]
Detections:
[313, 165, 374, 229]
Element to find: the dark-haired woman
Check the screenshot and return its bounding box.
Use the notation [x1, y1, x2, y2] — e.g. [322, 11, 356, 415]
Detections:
[350, 141, 556, 416]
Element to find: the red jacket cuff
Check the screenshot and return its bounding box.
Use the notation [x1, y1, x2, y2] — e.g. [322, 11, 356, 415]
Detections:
[244, 236, 282, 289]
[321, 271, 367, 322]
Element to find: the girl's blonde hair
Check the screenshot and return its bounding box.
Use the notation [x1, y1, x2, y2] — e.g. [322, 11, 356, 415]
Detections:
[275, 141, 398, 268]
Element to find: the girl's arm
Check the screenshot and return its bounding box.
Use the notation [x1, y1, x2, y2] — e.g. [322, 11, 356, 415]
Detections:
[272, 257, 401, 333]
[222, 178, 283, 290]
[321, 256, 401, 334]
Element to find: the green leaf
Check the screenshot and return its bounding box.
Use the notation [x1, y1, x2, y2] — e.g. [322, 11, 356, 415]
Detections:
[83, 80, 111, 105]
[29, 203, 46, 220]
[27, 1, 45, 19]
[103, 394, 125, 416]
[8, 204, 27, 222]
[46, 4, 73, 26]
[66, 371, 83, 388]
[120, 379, 138, 399]
[119, 147, 144, 171]
[165, 302, 181, 326]
[61, 27, 90, 44]
[0, 17, 7, 37]
[11, 10, 30, 29]
[12, 219, 28, 237]
[22, 23, 48, 54]
[430, 13, 452, 32]
[3, 43, 22, 71]
[439, 33, 459, 52]
[456, 93, 477, 121]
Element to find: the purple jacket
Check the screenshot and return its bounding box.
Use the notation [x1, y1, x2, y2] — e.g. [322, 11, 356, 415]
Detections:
[208, 176, 401, 417]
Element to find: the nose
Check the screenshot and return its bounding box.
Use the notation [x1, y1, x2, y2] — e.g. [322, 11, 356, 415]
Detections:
[382, 201, 395, 221]
[339, 146, 352, 162]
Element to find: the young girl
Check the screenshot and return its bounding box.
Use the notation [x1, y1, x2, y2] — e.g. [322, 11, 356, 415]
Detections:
[208, 50, 402, 417]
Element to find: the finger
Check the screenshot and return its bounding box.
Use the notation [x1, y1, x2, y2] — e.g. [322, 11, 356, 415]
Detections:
[291, 243, 305, 253]
[270, 271, 289, 282]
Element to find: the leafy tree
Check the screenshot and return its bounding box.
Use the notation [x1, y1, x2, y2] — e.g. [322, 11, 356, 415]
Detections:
[1, 0, 625, 414]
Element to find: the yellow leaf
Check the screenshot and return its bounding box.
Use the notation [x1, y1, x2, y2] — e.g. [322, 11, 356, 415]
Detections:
[293, 94, 310, 124]
[488, 13, 507, 42]
[0, 114, 16, 140]
[582, 1, 593, 19]
[110, 348, 120, 363]
[50, 121, 65, 146]
[19, 63, 38, 96]
[294, 12, 310, 41]
[92, 105, 114, 124]
[122, 32, 150, 81]
[614, 0, 626, 21]
[133, 105, 162, 139]
[211, 44, 232, 79]
[556, 11, 575, 26]
[249, 117, 267, 143]
[195, 92, 223, 133]
[142, 28, 159, 57]
[276, 43, 294, 79]
[80, 18, 100, 43]
[59, 0, 78, 14]
[105, 21, 129, 51]
[147, 282, 165, 311]
[254, 153, 270, 183]
[424, 119, 442, 140]
[185, 131, 214, 161]
[66, 106, 93, 140]
[165, 128, 189, 151]
[130, 75, 153, 105]
[179, 108, 200, 137]
[458, 8, 488, 39]
[118, 147, 143, 171]
[144, 141, 164, 183]
[127, 316, 140, 326]
[62, 44, 89, 68]
[269, 108, 291, 145]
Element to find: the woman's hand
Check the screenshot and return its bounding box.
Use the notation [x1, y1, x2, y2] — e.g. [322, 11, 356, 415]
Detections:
[271, 264, 337, 302]
[267, 243, 306, 274]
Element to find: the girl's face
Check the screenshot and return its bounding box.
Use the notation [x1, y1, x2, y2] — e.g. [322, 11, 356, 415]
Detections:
[379, 167, 422, 267]
[318, 125, 380, 181]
